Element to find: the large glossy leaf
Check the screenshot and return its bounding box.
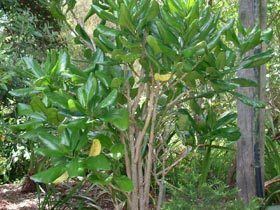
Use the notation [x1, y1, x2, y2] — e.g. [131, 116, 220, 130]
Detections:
[110, 143, 125, 160]
[96, 24, 120, 37]
[9, 88, 39, 97]
[155, 20, 178, 45]
[90, 5, 117, 23]
[102, 108, 129, 131]
[232, 92, 266, 108]
[241, 26, 261, 53]
[50, 52, 68, 75]
[119, 3, 135, 32]
[209, 127, 241, 141]
[11, 120, 43, 131]
[24, 57, 44, 78]
[114, 176, 133, 192]
[75, 24, 92, 46]
[38, 132, 62, 151]
[17, 103, 33, 115]
[147, 35, 162, 54]
[49, 2, 65, 20]
[31, 165, 66, 184]
[241, 49, 273, 68]
[85, 74, 98, 104]
[99, 89, 118, 108]
[215, 112, 237, 129]
[85, 155, 111, 171]
[46, 92, 70, 109]
[144, 0, 159, 23]
[261, 28, 273, 44]
[230, 78, 258, 87]
[67, 159, 85, 177]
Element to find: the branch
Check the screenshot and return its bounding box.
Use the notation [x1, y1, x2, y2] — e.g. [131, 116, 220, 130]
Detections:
[134, 85, 156, 163]
[156, 148, 191, 176]
[120, 133, 131, 179]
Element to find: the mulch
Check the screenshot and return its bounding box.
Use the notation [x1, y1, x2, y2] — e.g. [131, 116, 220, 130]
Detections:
[0, 182, 115, 210]
[0, 184, 38, 210]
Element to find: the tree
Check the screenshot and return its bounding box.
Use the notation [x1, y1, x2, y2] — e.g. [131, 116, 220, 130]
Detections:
[237, 0, 267, 203]
[9, 0, 273, 209]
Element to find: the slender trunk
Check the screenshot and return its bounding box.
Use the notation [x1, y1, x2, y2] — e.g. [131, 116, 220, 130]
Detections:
[237, 0, 266, 203]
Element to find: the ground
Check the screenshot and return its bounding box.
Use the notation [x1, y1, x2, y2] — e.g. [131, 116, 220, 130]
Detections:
[0, 184, 38, 210]
[0, 182, 114, 210]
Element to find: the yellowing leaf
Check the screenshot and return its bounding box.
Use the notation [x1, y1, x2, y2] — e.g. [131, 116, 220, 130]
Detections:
[154, 73, 172, 82]
[53, 172, 69, 184]
[89, 139, 102, 156]
[0, 135, 5, 142]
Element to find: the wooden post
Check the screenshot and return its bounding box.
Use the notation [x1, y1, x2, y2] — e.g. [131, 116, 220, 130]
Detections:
[237, 0, 267, 203]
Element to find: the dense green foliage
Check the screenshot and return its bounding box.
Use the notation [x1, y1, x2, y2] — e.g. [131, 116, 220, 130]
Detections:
[0, 0, 279, 209]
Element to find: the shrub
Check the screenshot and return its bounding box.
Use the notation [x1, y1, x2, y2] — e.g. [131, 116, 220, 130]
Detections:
[10, 0, 273, 209]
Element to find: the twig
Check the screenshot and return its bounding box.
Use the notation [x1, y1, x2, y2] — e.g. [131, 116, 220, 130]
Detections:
[143, 88, 158, 209]
[156, 148, 191, 176]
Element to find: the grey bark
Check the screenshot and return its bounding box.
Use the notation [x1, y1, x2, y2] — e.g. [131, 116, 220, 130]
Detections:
[237, 0, 267, 203]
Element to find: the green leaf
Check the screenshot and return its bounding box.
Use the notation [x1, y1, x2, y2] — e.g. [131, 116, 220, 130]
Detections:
[77, 87, 87, 108]
[144, 0, 159, 23]
[119, 3, 135, 33]
[215, 112, 237, 129]
[50, 52, 68, 75]
[111, 78, 123, 88]
[67, 159, 85, 177]
[68, 99, 78, 112]
[147, 35, 161, 54]
[38, 132, 62, 151]
[85, 74, 98, 104]
[49, 2, 66, 20]
[95, 71, 111, 88]
[102, 108, 129, 131]
[206, 109, 217, 129]
[89, 173, 112, 186]
[261, 28, 273, 44]
[9, 88, 39, 97]
[85, 155, 111, 171]
[155, 20, 178, 44]
[189, 99, 202, 114]
[93, 134, 113, 149]
[186, 0, 199, 25]
[241, 27, 261, 53]
[30, 97, 48, 113]
[241, 49, 273, 68]
[46, 92, 70, 109]
[24, 57, 44, 78]
[90, 5, 117, 23]
[216, 52, 226, 69]
[232, 92, 266, 108]
[110, 143, 125, 160]
[99, 89, 118, 108]
[67, 0, 76, 11]
[230, 78, 258, 87]
[210, 127, 241, 141]
[45, 108, 63, 125]
[207, 19, 234, 50]
[75, 24, 92, 46]
[114, 176, 133, 192]
[96, 24, 120, 37]
[11, 120, 43, 131]
[225, 28, 240, 47]
[17, 103, 33, 115]
[31, 165, 65, 184]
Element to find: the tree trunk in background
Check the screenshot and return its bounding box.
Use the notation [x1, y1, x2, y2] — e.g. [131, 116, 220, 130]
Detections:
[237, 0, 267, 203]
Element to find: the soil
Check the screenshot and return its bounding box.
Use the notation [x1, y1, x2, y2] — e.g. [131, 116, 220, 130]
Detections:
[0, 182, 115, 210]
[0, 184, 38, 210]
